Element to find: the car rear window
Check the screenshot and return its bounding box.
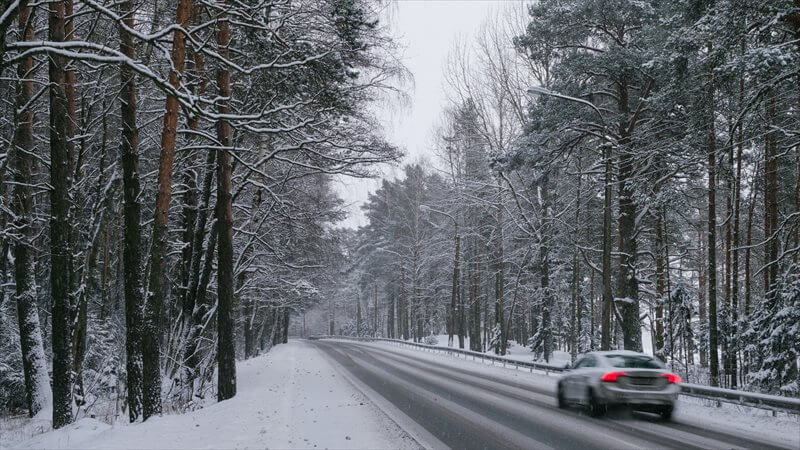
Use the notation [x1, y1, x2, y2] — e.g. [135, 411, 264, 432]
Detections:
[604, 354, 663, 369]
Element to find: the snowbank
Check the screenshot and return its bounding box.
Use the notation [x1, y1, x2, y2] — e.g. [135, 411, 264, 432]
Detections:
[7, 341, 417, 449]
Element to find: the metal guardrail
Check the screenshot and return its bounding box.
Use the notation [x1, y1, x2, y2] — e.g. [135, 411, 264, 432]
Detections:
[312, 335, 564, 374]
[679, 382, 800, 414]
[311, 335, 800, 415]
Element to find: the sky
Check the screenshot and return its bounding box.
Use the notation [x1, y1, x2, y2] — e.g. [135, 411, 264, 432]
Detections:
[334, 0, 499, 229]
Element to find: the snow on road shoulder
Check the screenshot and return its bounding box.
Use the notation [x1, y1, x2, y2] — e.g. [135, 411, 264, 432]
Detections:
[675, 396, 799, 449]
[8, 341, 418, 450]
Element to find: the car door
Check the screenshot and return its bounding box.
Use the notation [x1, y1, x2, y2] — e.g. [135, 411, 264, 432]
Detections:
[573, 355, 597, 403]
[565, 357, 586, 400]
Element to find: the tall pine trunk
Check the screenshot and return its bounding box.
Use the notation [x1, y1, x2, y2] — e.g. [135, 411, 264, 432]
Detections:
[142, 0, 193, 419]
[494, 179, 506, 355]
[707, 54, 720, 386]
[48, 0, 74, 428]
[600, 145, 614, 350]
[13, 1, 51, 417]
[539, 172, 552, 361]
[655, 214, 666, 361]
[616, 78, 641, 352]
[215, 3, 237, 401]
[118, 0, 144, 422]
[763, 91, 779, 298]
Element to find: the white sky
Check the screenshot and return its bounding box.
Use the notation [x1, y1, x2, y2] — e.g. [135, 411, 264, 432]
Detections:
[334, 0, 499, 229]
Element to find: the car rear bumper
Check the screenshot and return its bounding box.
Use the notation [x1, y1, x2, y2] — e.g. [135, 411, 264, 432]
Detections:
[596, 383, 679, 406]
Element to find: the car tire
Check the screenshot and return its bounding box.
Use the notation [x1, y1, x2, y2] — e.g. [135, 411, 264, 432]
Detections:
[658, 405, 673, 421]
[586, 388, 606, 417]
[557, 383, 567, 409]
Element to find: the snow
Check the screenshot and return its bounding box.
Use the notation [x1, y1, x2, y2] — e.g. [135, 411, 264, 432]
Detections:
[6, 341, 417, 450]
[676, 396, 800, 449]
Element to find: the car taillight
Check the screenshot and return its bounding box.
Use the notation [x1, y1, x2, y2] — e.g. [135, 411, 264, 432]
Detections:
[662, 373, 681, 383]
[600, 371, 627, 382]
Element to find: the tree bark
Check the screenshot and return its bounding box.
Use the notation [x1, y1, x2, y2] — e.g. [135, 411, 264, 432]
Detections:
[763, 90, 779, 298]
[539, 172, 552, 361]
[655, 213, 666, 361]
[707, 56, 720, 386]
[215, 2, 237, 401]
[13, 1, 51, 417]
[494, 179, 506, 355]
[118, 0, 144, 422]
[48, 0, 74, 428]
[601, 145, 614, 350]
[616, 143, 641, 351]
[571, 168, 583, 362]
[142, 0, 193, 419]
[698, 225, 708, 367]
[730, 77, 744, 388]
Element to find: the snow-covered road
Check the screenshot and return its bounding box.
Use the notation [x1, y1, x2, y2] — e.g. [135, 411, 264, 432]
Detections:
[9, 341, 417, 449]
[313, 339, 800, 450]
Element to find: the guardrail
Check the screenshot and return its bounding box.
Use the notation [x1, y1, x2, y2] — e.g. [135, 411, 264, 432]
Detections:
[311, 335, 564, 374]
[311, 335, 800, 415]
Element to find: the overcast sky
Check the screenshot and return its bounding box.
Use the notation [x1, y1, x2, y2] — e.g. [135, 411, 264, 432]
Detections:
[334, 0, 498, 229]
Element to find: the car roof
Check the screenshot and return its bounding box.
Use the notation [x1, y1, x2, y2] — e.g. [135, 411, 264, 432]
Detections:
[586, 350, 653, 357]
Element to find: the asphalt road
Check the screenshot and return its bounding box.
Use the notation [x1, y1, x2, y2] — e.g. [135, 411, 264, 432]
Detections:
[311, 340, 792, 450]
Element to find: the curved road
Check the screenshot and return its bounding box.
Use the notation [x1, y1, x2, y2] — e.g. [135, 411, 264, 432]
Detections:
[311, 340, 792, 450]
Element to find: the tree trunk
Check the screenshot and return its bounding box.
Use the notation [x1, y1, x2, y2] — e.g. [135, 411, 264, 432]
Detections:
[48, 0, 74, 428]
[571, 168, 583, 362]
[118, 0, 144, 422]
[730, 79, 743, 388]
[707, 57, 720, 386]
[282, 308, 290, 344]
[744, 166, 757, 316]
[387, 289, 394, 339]
[601, 145, 614, 350]
[539, 173, 552, 361]
[142, 0, 193, 419]
[13, 1, 51, 417]
[469, 258, 481, 352]
[617, 154, 641, 351]
[215, 2, 237, 401]
[698, 225, 708, 367]
[356, 297, 362, 336]
[763, 90, 779, 298]
[494, 179, 505, 355]
[655, 213, 666, 361]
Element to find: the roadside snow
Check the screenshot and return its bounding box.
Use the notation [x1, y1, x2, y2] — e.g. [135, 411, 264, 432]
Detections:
[675, 396, 800, 449]
[7, 341, 418, 450]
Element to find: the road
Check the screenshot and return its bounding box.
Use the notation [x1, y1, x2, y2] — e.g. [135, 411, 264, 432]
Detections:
[311, 340, 792, 450]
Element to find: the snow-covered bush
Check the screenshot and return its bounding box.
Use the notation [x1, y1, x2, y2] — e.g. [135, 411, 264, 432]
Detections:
[423, 335, 439, 346]
[0, 304, 26, 414]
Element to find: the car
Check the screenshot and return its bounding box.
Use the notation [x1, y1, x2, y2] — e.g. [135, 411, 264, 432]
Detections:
[556, 350, 681, 420]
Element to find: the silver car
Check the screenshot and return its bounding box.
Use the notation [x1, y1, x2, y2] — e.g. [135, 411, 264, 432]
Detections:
[556, 350, 681, 420]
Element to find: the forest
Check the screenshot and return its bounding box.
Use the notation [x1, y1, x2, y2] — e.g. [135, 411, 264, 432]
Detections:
[0, 0, 798, 434]
[0, 0, 404, 427]
[325, 0, 799, 400]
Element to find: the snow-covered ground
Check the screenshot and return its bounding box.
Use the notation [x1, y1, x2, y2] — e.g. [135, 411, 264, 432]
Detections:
[364, 340, 800, 449]
[5, 341, 417, 450]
